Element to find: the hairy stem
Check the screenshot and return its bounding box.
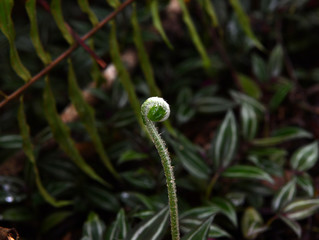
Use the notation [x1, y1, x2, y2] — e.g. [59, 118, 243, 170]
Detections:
[141, 97, 180, 240]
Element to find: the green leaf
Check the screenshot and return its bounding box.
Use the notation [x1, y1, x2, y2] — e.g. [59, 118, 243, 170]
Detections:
[290, 141, 319, 171]
[272, 178, 296, 211]
[241, 207, 267, 240]
[181, 216, 213, 240]
[211, 197, 237, 227]
[106, 209, 128, 240]
[252, 54, 268, 82]
[81, 212, 105, 240]
[25, 0, 51, 65]
[296, 173, 314, 197]
[279, 215, 301, 238]
[181, 206, 218, 220]
[177, 0, 211, 70]
[68, 59, 119, 179]
[128, 207, 170, 240]
[0, 207, 34, 222]
[230, 90, 265, 114]
[150, 0, 173, 49]
[268, 44, 284, 78]
[122, 169, 156, 190]
[132, 4, 161, 97]
[0, 135, 22, 149]
[41, 211, 73, 233]
[253, 127, 312, 146]
[222, 165, 274, 184]
[109, 21, 145, 131]
[43, 78, 110, 187]
[229, 0, 264, 50]
[238, 74, 262, 99]
[118, 150, 148, 164]
[269, 79, 293, 110]
[240, 103, 258, 141]
[211, 111, 238, 168]
[283, 198, 319, 220]
[77, 0, 99, 26]
[193, 97, 235, 113]
[106, 0, 120, 8]
[18, 98, 71, 207]
[201, 0, 219, 27]
[172, 141, 210, 180]
[0, 0, 31, 81]
[50, 0, 74, 45]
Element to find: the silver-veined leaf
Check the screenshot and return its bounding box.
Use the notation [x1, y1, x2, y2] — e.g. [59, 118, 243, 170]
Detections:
[253, 127, 312, 146]
[272, 178, 296, 211]
[268, 44, 284, 78]
[230, 90, 265, 114]
[222, 165, 274, 184]
[290, 141, 319, 171]
[211, 111, 238, 169]
[241, 207, 267, 240]
[279, 215, 301, 238]
[81, 212, 105, 240]
[240, 103, 258, 141]
[105, 209, 127, 240]
[128, 207, 169, 240]
[181, 216, 213, 240]
[283, 198, 319, 220]
[211, 197, 237, 227]
[252, 54, 268, 82]
[296, 173, 314, 197]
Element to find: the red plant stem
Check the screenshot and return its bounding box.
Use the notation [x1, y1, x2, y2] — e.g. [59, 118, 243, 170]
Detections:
[0, 0, 135, 109]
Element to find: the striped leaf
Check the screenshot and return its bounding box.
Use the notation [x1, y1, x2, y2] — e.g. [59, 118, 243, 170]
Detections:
[131, 4, 161, 96]
[279, 215, 301, 238]
[272, 178, 296, 211]
[106, 209, 128, 240]
[290, 141, 319, 171]
[229, 0, 264, 50]
[283, 198, 319, 220]
[222, 165, 274, 184]
[181, 216, 213, 240]
[240, 103, 258, 141]
[128, 207, 170, 240]
[18, 97, 71, 207]
[150, 0, 173, 49]
[230, 90, 265, 114]
[253, 127, 312, 146]
[211, 111, 238, 169]
[0, 0, 31, 81]
[177, 0, 211, 70]
[43, 77, 110, 187]
[241, 207, 267, 239]
[268, 44, 284, 78]
[109, 21, 145, 131]
[77, 0, 99, 26]
[81, 212, 106, 240]
[68, 59, 119, 179]
[51, 0, 74, 45]
[211, 197, 237, 227]
[25, 0, 51, 65]
[296, 173, 314, 197]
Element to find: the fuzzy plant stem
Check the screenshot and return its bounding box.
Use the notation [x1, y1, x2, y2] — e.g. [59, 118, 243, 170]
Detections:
[141, 97, 180, 240]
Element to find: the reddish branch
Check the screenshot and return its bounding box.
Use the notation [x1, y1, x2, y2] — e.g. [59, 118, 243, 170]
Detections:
[0, 0, 135, 109]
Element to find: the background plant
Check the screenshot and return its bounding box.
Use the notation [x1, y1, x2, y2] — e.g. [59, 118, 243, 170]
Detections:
[1, 0, 319, 239]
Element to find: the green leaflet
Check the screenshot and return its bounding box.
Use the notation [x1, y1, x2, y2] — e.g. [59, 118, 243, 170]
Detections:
[67, 59, 119, 179]
[109, 21, 145, 131]
[106, 0, 120, 9]
[131, 4, 161, 97]
[241, 207, 267, 239]
[77, 0, 99, 26]
[0, 0, 31, 82]
[279, 215, 301, 238]
[229, 0, 264, 50]
[150, 0, 173, 49]
[177, 0, 211, 70]
[25, 0, 51, 65]
[201, 0, 219, 27]
[51, 0, 74, 45]
[43, 77, 110, 187]
[81, 212, 106, 240]
[106, 209, 128, 240]
[18, 97, 71, 207]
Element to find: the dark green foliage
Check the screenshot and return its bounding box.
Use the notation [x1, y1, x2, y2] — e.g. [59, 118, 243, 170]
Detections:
[1, 0, 319, 239]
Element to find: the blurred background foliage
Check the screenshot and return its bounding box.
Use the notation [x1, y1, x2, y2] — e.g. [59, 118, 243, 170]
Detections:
[1, 0, 319, 239]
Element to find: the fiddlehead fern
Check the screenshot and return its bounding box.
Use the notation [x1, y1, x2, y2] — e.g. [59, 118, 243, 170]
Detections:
[141, 97, 180, 240]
